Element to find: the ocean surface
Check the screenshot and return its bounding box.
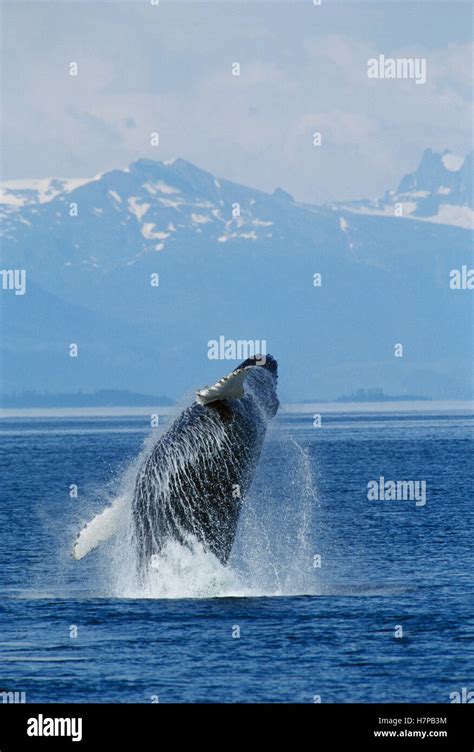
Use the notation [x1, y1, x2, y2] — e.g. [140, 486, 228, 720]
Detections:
[0, 404, 472, 703]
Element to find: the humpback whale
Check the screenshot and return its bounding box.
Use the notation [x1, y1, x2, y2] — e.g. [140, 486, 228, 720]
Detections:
[73, 355, 278, 570]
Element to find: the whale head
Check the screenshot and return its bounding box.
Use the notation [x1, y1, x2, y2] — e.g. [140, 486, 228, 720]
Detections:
[196, 354, 278, 415]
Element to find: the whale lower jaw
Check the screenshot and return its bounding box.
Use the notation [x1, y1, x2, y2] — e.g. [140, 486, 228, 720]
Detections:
[195, 365, 253, 405]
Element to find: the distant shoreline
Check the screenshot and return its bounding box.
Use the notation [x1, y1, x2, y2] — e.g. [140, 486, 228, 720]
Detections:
[1, 400, 473, 420]
[0, 389, 434, 410]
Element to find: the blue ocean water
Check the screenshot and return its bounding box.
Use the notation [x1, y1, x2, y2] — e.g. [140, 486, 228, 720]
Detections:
[0, 407, 472, 703]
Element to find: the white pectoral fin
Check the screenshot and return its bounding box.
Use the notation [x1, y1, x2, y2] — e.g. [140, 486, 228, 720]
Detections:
[196, 366, 253, 405]
[73, 495, 127, 560]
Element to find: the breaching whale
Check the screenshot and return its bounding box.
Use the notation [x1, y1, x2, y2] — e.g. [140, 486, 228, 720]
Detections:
[73, 355, 278, 570]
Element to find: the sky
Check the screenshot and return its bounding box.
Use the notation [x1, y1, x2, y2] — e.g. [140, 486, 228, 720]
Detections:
[1, 0, 472, 203]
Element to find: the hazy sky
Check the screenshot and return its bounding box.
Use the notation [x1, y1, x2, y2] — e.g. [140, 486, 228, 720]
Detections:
[1, 0, 472, 202]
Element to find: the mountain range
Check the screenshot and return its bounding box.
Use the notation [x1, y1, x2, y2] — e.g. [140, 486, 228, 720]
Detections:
[1, 149, 472, 402]
[338, 148, 473, 230]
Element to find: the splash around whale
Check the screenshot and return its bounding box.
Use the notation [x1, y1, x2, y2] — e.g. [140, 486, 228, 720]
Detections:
[73, 355, 279, 575]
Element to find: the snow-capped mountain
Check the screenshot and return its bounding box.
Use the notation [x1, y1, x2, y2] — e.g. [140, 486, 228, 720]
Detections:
[0, 157, 339, 272]
[339, 149, 473, 230]
[0, 176, 96, 208]
[0, 153, 472, 401]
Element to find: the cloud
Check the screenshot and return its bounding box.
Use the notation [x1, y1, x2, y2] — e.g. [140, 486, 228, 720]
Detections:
[1, 2, 472, 203]
[65, 106, 123, 144]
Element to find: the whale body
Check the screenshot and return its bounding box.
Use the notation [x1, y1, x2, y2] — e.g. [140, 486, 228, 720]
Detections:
[73, 355, 278, 570]
[132, 355, 278, 570]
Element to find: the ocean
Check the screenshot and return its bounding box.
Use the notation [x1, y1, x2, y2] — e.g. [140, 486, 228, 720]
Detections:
[0, 404, 472, 703]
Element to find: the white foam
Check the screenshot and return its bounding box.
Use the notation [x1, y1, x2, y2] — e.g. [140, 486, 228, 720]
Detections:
[119, 539, 244, 599]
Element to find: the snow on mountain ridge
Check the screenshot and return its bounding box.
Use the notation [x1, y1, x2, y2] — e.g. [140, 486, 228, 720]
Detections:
[0, 156, 289, 269]
[0, 176, 100, 207]
[442, 153, 464, 172]
[338, 148, 473, 229]
[396, 148, 472, 198]
[1, 149, 472, 251]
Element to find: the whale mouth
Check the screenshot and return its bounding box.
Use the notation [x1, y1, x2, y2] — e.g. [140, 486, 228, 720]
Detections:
[195, 354, 277, 405]
[195, 366, 253, 405]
